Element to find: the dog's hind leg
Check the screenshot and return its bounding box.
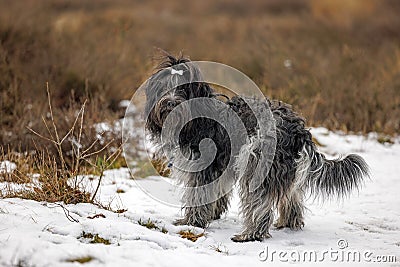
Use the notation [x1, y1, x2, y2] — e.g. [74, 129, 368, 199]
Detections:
[274, 189, 305, 230]
[231, 205, 274, 242]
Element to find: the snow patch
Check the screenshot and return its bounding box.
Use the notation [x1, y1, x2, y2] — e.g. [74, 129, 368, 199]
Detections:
[0, 160, 17, 174]
[0, 128, 399, 266]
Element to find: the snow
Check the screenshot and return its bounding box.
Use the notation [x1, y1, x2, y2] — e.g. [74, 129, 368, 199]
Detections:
[119, 100, 137, 115]
[0, 161, 16, 174]
[0, 128, 399, 266]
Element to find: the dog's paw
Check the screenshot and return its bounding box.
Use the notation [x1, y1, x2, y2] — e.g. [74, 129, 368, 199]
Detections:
[212, 214, 221, 220]
[273, 222, 286, 229]
[274, 220, 304, 230]
[231, 233, 271, 242]
[289, 220, 304, 231]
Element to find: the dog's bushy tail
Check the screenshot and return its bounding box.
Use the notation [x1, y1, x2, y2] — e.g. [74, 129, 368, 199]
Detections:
[295, 144, 369, 199]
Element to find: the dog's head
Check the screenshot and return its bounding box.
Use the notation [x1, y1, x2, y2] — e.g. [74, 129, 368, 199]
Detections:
[144, 54, 214, 137]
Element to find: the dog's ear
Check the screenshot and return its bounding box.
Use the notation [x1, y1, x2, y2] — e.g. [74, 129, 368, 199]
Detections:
[144, 77, 163, 137]
[145, 107, 162, 138]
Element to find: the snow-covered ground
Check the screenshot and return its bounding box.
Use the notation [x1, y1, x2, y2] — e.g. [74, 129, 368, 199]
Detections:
[0, 128, 399, 266]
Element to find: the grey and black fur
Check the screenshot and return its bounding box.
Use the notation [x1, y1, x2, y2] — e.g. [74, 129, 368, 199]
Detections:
[144, 53, 370, 242]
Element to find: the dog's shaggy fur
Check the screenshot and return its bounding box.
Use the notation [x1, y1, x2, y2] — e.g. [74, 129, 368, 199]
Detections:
[144, 54, 370, 242]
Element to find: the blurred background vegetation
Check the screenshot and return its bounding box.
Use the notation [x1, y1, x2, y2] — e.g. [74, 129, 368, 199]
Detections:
[1, 0, 399, 152]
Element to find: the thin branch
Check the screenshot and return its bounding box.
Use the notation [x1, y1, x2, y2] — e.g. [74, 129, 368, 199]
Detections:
[82, 138, 101, 155]
[91, 168, 104, 202]
[81, 139, 114, 159]
[105, 147, 122, 169]
[41, 115, 55, 141]
[77, 100, 87, 146]
[26, 127, 56, 144]
[46, 82, 61, 145]
[59, 101, 86, 145]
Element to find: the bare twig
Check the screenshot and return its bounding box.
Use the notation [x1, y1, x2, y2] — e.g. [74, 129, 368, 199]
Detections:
[46, 203, 79, 223]
[26, 126, 55, 144]
[91, 169, 104, 202]
[81, 139, 115, 159]
[90, 145, 123, 202]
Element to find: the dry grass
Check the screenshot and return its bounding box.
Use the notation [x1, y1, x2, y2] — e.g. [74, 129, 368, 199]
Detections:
[66, 256, 94, 264]
[132, 158, 171, 179]
[138, 218, 158, 230]
[178, 229, 205, 242]
[138, 218, 168, 234]
[1, 146, 93, 204]
[0, 148, 34, 184]
[114, 208, 128, 214]
[80, 232, 111, 245]
[1, 0, 400, 138]
[151, 157, 171, 177]
[0, 86, 122, 204]
[210, 243, 229, 255]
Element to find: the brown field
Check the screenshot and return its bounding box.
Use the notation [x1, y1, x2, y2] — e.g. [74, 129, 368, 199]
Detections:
[1, 0, 400, 150]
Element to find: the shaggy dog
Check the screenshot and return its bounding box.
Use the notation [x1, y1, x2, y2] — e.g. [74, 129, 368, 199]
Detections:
[144, 54, 369, 242]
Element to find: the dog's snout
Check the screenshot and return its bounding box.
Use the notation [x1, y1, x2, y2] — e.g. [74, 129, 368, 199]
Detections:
[167, 100, 177, 108]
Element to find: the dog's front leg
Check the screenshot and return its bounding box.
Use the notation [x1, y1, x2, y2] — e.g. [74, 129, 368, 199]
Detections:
[174, 193, 231, 227]
[174, 185, 215, 228]
[174, 206, 213, 228]
[173, 165, 231, 228]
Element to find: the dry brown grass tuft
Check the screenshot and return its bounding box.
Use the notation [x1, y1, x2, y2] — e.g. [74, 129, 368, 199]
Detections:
[138, 218, 158, 230]
[66, 256, 95, 264]
[1, 86, 122, 204]
[138, 218, 168, 233]
[0, 148, 34, 184]
[151, 157, 171, 177]
[80, 232, 111, 245]
[178, 230, 205, 242]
